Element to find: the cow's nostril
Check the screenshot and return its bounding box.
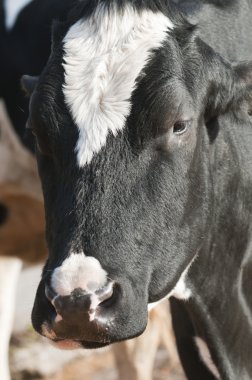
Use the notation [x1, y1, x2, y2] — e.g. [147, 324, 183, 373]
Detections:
[0, 203, 8, 225]
[45, 285, 58, 304]
[95, 280, 115, 305]
[44, 280, 117, 321]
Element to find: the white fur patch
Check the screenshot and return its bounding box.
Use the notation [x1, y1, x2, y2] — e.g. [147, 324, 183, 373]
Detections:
[51, 253, 107, 296]
[63, 4, 173, 166]
[195, 337, 221, 379]
[148, 257, 196, 311]
[171, 264, 192, 300]
[4, 0, 33, 30]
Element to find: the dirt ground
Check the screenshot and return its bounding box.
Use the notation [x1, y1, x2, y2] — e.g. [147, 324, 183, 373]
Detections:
[45, 347, 185, 380]
[10, 329, 185, 380]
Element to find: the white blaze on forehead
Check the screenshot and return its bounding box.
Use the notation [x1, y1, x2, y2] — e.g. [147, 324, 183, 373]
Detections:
[63, 4, 173, 166]
[4, 0, 33, 30]
[51, 253, 107, 296]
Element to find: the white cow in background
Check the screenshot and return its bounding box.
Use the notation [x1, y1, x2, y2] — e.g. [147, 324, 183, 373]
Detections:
[0, 100, 46, 380]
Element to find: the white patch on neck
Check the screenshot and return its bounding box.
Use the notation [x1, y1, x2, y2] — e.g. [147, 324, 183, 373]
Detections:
[4, 0, 33, 30]
[148, 256, 196, 311]
[195, 337, 221, 379]
[63, 4, 173, 166]
[171, 263, 192, 300]
[51, 253, 107, 296]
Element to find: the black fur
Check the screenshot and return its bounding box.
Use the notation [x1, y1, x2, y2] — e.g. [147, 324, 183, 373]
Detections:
[0, 0, 75, 147]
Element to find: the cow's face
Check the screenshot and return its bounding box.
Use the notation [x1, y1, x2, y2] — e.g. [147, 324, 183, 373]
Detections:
[25, 2, 252, 349]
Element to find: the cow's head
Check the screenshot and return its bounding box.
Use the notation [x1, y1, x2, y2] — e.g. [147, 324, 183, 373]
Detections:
[23, 0, 252, 349]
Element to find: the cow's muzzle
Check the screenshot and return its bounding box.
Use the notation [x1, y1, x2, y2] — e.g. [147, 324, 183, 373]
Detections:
[45, 279, 115, 323]
[32, 276, 148, 348]
[36, 280, 122, 348]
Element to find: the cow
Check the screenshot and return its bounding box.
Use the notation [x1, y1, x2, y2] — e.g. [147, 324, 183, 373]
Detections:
[0, 2, 179, 379]
[22, 0, 252, 379]
[0, 102, 179, 380]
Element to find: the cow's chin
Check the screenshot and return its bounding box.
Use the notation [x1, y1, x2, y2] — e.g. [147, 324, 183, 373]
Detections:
[42, 322, 147, 350]
[46, 330, 146, 350]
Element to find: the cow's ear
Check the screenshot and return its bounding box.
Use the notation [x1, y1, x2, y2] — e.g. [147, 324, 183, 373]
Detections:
[21, 75, 39, 97]
[205, 61, 252, 120]
[199, 40, 252, 119]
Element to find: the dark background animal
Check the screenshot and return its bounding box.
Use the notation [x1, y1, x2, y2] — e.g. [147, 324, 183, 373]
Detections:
[0, 0, 74, 145]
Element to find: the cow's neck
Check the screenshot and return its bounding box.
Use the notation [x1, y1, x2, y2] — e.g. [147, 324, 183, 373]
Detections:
[186, 253, 252, 379]
[186, 115, 252, 379]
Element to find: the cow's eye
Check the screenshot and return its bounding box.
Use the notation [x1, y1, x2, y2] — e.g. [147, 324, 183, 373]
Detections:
[173, 120, 191, 135]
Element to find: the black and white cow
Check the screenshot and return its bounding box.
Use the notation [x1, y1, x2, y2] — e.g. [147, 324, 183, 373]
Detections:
[23, 0, 252, 378]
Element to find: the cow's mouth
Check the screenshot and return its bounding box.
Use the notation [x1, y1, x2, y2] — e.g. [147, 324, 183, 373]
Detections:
[80, 341, 110, 349]
[49, 337, 110, 350]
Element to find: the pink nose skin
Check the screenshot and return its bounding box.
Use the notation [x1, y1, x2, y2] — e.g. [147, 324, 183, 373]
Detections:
[41, 323, 82, 350]
[45, 280, 115, 322]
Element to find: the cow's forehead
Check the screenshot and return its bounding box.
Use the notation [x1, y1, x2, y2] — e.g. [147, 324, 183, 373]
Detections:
[62, 4, 173, 167]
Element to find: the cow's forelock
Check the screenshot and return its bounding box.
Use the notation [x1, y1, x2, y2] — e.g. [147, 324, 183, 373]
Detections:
[62, 4, 173, 166]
